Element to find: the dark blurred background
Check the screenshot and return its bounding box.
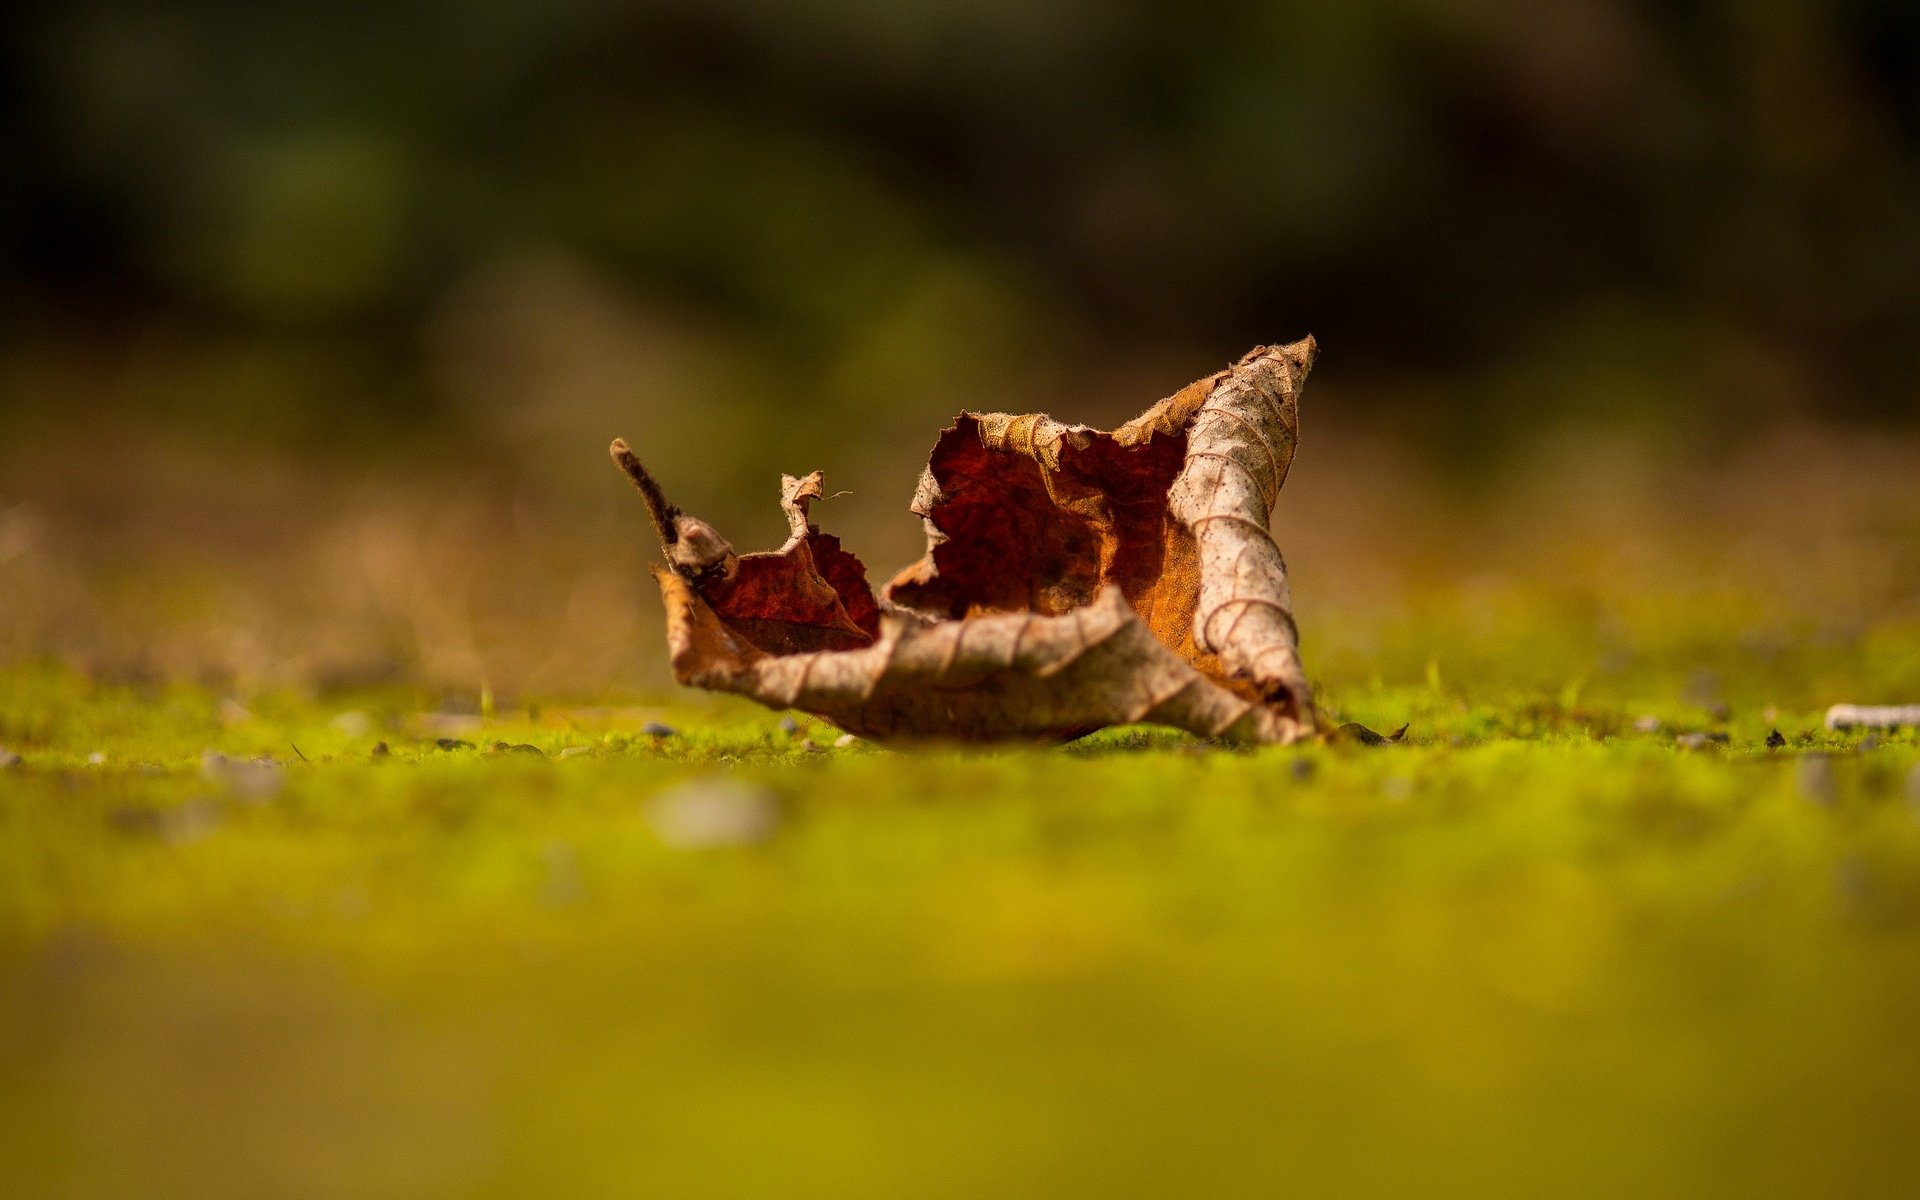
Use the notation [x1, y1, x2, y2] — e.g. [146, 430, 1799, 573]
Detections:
[9, 0, 1920, 438]
[3, 0, 1918, 693]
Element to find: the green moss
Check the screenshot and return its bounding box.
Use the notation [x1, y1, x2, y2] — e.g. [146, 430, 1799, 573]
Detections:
[2, 652, 1919, 1197]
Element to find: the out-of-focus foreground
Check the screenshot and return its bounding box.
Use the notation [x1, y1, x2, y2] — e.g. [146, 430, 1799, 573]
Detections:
[2, 660, 1919, 1199]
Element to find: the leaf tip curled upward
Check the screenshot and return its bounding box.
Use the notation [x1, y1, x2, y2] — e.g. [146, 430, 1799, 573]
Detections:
[609, 438, 682, 546]
[1244, 334, 1316, 386]
[611, 438, 738, 580]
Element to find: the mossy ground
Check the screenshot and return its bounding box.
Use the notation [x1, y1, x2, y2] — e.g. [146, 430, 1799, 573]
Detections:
[3, 617, 1920, 1198]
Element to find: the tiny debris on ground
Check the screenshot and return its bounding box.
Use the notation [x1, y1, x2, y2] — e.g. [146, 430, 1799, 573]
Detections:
[1766, 729, 1787, 748]
[1676, 732, 1730, 750]
[642, 721, 677, 738]
[0, 747, 20, 768]
[435, 737, 474, 751]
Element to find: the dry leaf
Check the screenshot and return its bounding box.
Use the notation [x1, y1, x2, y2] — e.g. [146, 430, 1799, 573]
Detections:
[612, 339, 1322, 745]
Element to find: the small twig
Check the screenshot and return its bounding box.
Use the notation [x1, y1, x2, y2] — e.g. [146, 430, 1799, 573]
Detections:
[609, 439, 682, 545]
[290, 742, 311, 763]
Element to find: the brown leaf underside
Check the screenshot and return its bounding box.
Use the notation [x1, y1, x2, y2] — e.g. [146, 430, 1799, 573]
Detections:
[612, 338, 1320, 744]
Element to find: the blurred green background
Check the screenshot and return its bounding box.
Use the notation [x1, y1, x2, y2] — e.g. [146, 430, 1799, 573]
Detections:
[8, 0, 1920, 445]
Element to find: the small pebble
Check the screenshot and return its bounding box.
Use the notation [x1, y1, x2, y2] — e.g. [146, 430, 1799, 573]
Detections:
[557, 746, 594, 760]
[833, 733, 859, 749]
[87, 752, 106, 765]
[417, 712, 483, 737]
[541, 841, 586, 906]
[0, 747, 20, 768]
[1632, 716, 1663, 734]
[1765, 729, 1786, 749]
[370, 742, 390, 759]
[1339, 722, 1407, 746]
[645, 778, 781, 849]
[435, 737, 474, 751]
[642, 722, 677, 739]
[200, 751, 284, 802]
[778, 716, 801, 736]
[1834, 854, 1873, 905]
[111, 802, 219, 843]
[161, 799, 221, 845]
[108, 806, 159, 834]
[1676, 732, 1729, 751]
[799, 739, 825, 754]
[491, 741, 545, 758]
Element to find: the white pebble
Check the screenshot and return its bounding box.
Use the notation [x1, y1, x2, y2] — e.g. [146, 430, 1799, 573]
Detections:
[645, 778, 780, 849]
[1826, 704, 1920, 731]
